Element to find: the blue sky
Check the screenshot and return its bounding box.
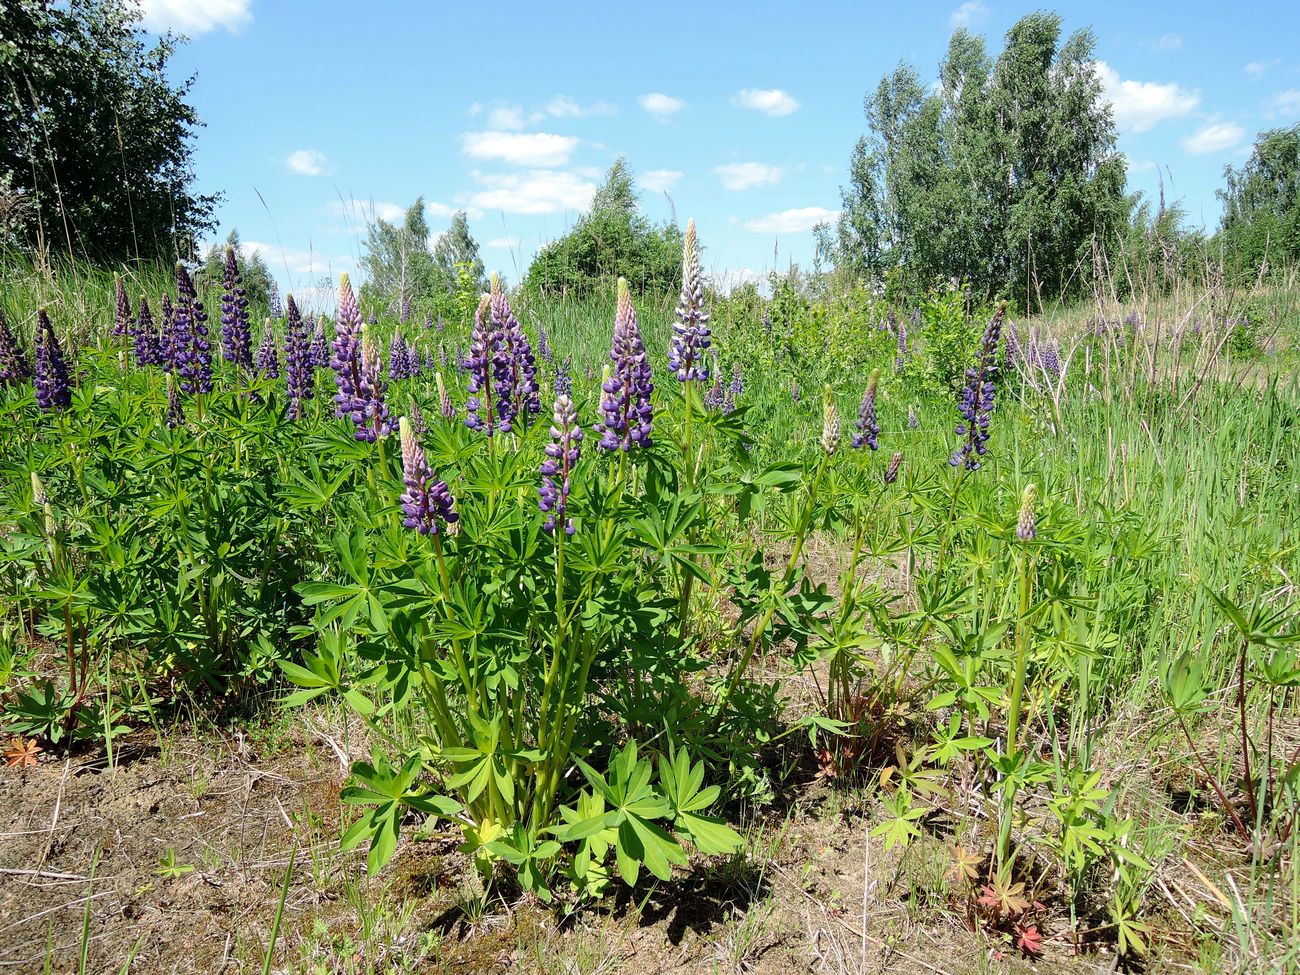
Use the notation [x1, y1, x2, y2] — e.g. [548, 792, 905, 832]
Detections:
[140, 0, 1300, 300]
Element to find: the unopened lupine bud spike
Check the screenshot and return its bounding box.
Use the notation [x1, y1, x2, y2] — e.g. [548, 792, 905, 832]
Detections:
[1017, 483, 1038, 542]
[884, 451, 903, 484]
[821, 385, 840, 455]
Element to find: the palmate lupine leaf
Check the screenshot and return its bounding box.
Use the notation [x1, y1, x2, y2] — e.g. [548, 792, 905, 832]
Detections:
[341, 748, 463, 874]
[657, 745, 743, 856]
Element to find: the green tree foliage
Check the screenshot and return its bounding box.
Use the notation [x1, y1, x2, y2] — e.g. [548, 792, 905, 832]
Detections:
[359, 198, 438, 317]
[526, 158, 682, 298]
[432, 210, 486, 294]
[196, 229, 275, 308]
[1217, 124, 1300, 279]
[833, 13, 1127, 307]
[0, 0, 217, 261]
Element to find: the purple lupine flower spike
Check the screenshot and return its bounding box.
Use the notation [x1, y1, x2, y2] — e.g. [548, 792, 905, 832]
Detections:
[165, 373, 184, 428]
[539, 392, 582, 535]
[34, 309, 72, 412]
[389, 330, 406, 381]
[174, 264, 213, 394]
[331, 273, 364, 420]
[490, 273, 540, 429]
[852, 369, 881, 450]
[596, 278, 654, 452]
[950, 305, 1005, 471]
[368, 308, 378, 326]
[704, 377, 724, 411]
[907, 405, 920, 429]
[669, 218, 711, 383]
[0, 308, 32, 385]
[268, 281, 283, 319]
[256, 319, 280, 378]
[353, 325, 392, 442]
[398, 416, 457, 535]
[113, 275, 131, 338]
[884, 451, 903, 484]
[400, 295, 411, 325]
[284, 295, 314, 419]
[554, 355, 572, 397]
[133, 295, 162, 367]
[464, 294, 496, 436]
[310, 316, 329, 369]
[537, 325, 553, 367]
[435, 371, 456, 421]
[424, 349, 436, 373]
[406, 339, 421, 377]
[220, 246, 253, 368]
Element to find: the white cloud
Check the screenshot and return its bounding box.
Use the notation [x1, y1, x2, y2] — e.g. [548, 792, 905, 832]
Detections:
[487, 236, 521, 249]
[240, 241, 350, 277]
[546, 96, 615, 118]
[1245, 59, 1281, 79]
[327, 198, 406, 224]
[1124, 156, 1158, 173]
[461, 131, 579, 167]
[715, 163, 784, 191]
[711, 268, 769, 294]
[1269, 89, 1300, 119]
[487, 106, 527, 131]
[1153, 33, 1183, 52]
[1094, 62, 1200, 133]
[745, 207, 839, 234]
[732, 88, 800, 117]
[641, 169, 684, 193]
[949, 1, 988, 27]
[284, 149, 328, 176]
[639, 93, 684, 120]
[464, 170, 596, 215]
[138, 0, 252, 34]
[1182, 121, 1247, 155]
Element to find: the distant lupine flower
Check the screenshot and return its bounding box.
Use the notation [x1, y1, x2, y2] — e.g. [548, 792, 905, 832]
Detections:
[884, 451, 903, 484]
[424, 349, 436, 373]
[436, 314, 445, 334]
[729, 362, 743, 399]
[584, 364, 595, 381]
[0, 308, 32, 385]
[113, 275, 131, 338]
[704, 377, 725, 410]
[852, 369, 881, 450]
[597, 278, 654, 452]
[435, 371, 456, 421]
[539, 393, 582, 534]
[907, 405, 920, 429]
[256, 319, 280, 378]
[309, 317, 329, 369]
[554, 355, 572, 397]
[220, 246, 253, 369]
[669, 218, 711, 383]
[173, 264, 213, 394]
[284, 295, 314, 419]
[894, 311, 907, 372]
[820, 385, 840, 455]
[950, 305, 1004, 471]
[408, 397, 427, 435]
[34, 309, 72, 412]
[406, 340, 421, 377]
[1124, 310, 1140, 329]
[537, 325, 553, 367]
[791, 382, 800, 403]
[165, 373, 184, 428]
[159, 294, 176, 370]
[762, 308, 772, 337]
[331, 273, 364, 420]
[367, 308, 378, 326]
[354, 325, 392, 442]
[400, 295, 411, 325]
[1016, 483, 1037, 542]
[268, 281, 283, 318]
[465, 294, 497, 436]
[491, 274, 541, 429]
[398, 416, 457, 536]
[424, 312, 434, 331]
[1037, 340, 1061, 377]
[133, 295, 162, 367]
[389, 330, 407, 381]
[437, 341, 448, 371]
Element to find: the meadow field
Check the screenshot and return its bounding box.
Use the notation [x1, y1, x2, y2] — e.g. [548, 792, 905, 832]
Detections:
[1, 241, 1299, 975]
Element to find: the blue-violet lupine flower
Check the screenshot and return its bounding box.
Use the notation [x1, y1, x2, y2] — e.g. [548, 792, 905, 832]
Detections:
[539, 393, 582, 535]
[133, 296, 163, 367]
[852, 369, 881, 450]
[220, 246, 253, 369]
[907, 405, 920, 429]
[268, 281, 283, 318]
[491, 274, 540, 430]
[353, 325, 392, 442]
[284, 295, 314, 419]
[464, 294, 497, 436]
[113, 275, 131, 338]
[668, 218, 711, 383]
[950, 305, 1005, 471]
[173, 264, 213, 395]
[554, 355, 572, 397]
[389, 330, 407, 381]
[398, 415, 457, 535]
[34, 309, 72, 412]
[406, 339, 421, 377]
[597, 278, 654, 452]
[331, 273, 364, 420]
[256, 319, 280, 378]
[309, 316, 329, 370]
[0, 308, 32, 385]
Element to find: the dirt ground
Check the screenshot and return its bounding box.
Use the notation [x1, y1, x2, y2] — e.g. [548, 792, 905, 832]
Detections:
[0, 709, 1141, 975]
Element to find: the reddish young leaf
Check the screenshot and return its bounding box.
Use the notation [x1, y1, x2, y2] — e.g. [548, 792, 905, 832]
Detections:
[3, 737, 41, 769]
